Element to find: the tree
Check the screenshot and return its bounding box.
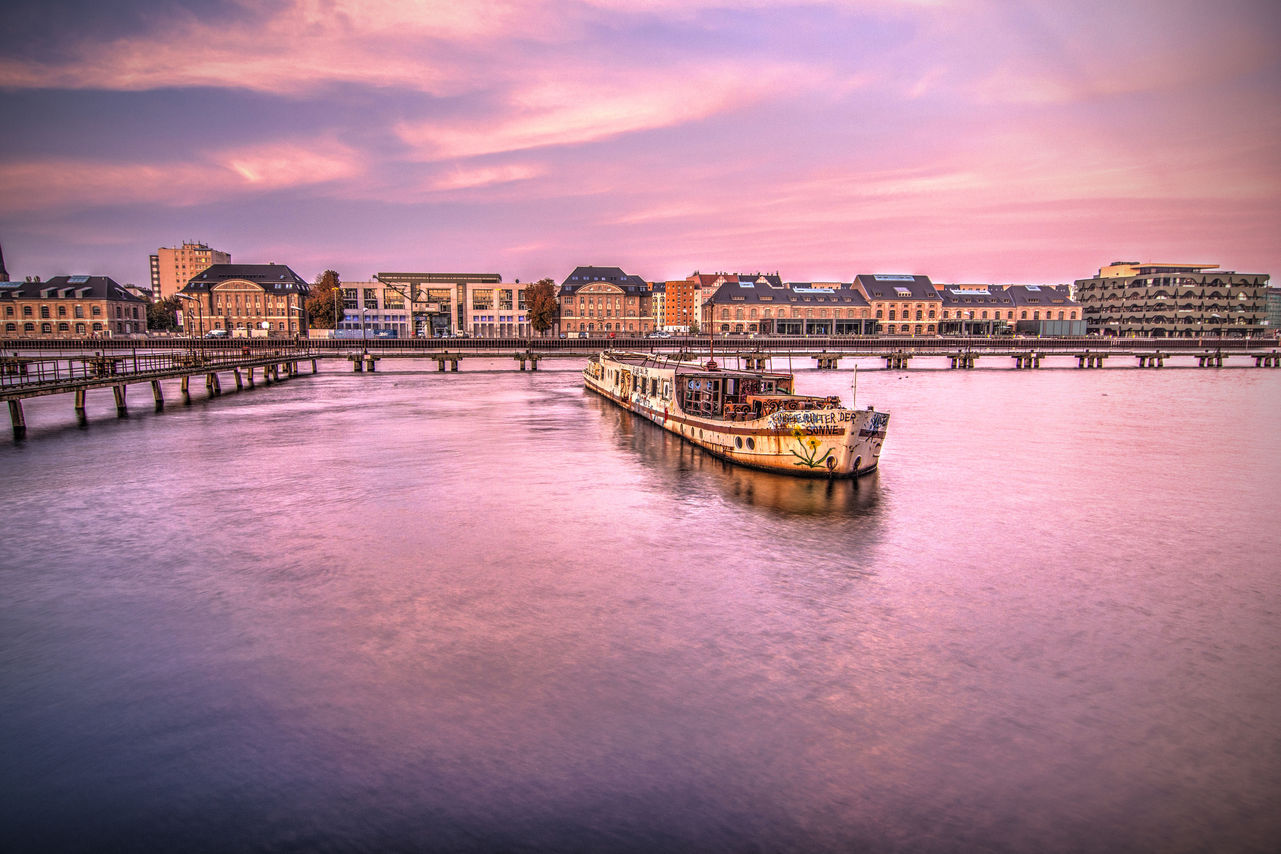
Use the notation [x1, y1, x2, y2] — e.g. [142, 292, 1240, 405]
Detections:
[147, 295, 182, 332]
[689, 317, 700, 335]
[306, 270, 340, 329]
[524, 278, 558, 336]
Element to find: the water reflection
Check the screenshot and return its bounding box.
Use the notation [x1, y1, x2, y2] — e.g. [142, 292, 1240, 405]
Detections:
[586, 393, 882, 518]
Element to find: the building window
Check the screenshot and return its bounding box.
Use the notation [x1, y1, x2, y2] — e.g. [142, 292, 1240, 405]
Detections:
[92, 306, 102, 316]
[24, 322, 34, 332]
[76, 323, 85, 334]
[40, 306, 50, 318]
[4, 322, 14, 332]
[58, 305, 67, 316]
[23, 306, 32, 316]
[58, 322, 69, 331]
[41, 322, 51, 333]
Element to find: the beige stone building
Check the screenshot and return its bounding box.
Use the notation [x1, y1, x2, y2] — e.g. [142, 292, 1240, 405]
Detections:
[150, 241, 231, 302]
[558, 266, 654, 336]
[177, 263, 309, 337]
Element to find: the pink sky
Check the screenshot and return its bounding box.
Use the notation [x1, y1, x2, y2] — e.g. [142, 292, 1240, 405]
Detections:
[1, 0, 1277, 286]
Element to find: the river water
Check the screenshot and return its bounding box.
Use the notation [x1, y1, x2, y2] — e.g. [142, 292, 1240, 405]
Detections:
[2, 357, 1279, 853]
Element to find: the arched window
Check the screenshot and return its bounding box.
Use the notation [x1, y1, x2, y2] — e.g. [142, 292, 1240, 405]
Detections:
[75, 323, 85, 334]
[889, 310, 896, 320]
[23, 306, 32, 316]
[24, 322, 35, 332]
[41, 322, 52, 333]
[915, 310, 923, 320]
[1021, 310, 1027, 319]
[4, 322, 14, 332]
[40, 306, 50, 318]
[721, 308, 729, 320]
[58, 322, 69, 331]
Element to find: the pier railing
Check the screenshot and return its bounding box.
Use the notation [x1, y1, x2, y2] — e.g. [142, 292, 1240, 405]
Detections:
[1, 334, 1274, 357]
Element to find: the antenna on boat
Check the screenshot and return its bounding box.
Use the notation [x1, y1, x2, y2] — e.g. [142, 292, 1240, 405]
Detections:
[851, 361, 858, 407]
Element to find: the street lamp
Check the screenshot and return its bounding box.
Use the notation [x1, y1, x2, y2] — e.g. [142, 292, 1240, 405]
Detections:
[175, 293, 203, 338]
[361, 308, 370, 338]
[289, 304, 305, 340]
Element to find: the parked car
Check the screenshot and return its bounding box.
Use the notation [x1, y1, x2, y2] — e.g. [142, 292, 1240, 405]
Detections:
[577, 331, 589, 338]
[204, 329, 228, 339]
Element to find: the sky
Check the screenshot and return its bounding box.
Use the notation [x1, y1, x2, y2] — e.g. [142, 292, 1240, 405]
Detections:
[1, 0, 1278, 288]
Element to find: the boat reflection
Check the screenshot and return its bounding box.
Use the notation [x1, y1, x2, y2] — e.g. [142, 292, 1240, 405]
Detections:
[590, 394, 882, 517]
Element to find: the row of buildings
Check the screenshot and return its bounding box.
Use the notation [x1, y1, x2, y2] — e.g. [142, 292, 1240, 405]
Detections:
[2, 240, 1276, 339]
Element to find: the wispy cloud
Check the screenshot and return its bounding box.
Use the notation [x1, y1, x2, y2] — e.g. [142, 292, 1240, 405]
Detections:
[397, 64, 820, 160]
[0, 140, 362, 211]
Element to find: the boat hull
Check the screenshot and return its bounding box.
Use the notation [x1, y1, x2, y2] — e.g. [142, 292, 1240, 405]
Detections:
[584, 353, 888, 478]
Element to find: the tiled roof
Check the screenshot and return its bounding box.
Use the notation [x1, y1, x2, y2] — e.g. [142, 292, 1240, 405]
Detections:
[704, 280, 869, 307]
[559, 265, 649, 294]
[853, 274, 940, 301]
[181, 263, 309, 293]
[1005, 284, 1077, 306]
[0, 275, 145, 302]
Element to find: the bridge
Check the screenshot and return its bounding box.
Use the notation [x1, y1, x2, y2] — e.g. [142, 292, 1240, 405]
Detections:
[2, 346, 317, 439]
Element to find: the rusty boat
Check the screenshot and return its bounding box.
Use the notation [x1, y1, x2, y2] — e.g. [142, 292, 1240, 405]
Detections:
[583, 350, 889, 477]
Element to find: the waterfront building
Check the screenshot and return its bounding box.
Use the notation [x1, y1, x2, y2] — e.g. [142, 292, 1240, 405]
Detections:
[558, 266, 654, 336]
[1073, 262, 1270, 337]
[1005, 285, 1085, 335]
[177, 263, 309, 337]
[150, 241, 231, 302]
[700, 276, 875, 335]
[934, 284, 1016, 335]
[1, 275, 147, 338]
[853, 274, 943, 335]
[348, 273, 534, 338]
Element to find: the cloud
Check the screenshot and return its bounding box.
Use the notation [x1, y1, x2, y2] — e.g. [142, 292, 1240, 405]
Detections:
[396, 63, 818, 160]
[0, 0, 547, 95]
[0, 140, 362, 211]
[427, 163, 546, 191]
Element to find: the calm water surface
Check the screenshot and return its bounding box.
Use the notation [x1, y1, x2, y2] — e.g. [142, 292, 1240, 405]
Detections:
[2, 358, 1279, 853]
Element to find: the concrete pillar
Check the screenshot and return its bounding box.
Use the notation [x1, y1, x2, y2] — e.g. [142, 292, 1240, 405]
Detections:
[234, 369, 243, 390]
[75, 387, 87, 419]
[207, 372, 221, 396]
[113, 384, 127, 415]
[151, 380, 164, 410]
[181, 375, 191, 403]
[9, 399, 25, 440]
[247, 367, 256, 388]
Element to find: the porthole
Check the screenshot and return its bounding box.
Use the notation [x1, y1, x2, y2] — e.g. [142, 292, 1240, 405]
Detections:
[746, 438, 755, 450]
[734, 436, 743, 448]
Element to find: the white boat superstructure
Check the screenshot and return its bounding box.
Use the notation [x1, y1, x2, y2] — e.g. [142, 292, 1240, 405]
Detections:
[584, 350, 888, 477]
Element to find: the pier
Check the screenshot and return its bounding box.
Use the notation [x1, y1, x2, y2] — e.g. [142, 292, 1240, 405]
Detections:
[2, 347, 316, 439]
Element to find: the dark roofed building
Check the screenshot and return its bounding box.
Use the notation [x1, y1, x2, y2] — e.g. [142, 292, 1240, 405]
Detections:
[179, 263, 309, 338]
[1005, 284, 1085, 334]
[1, 275, 147, 338]
[702, 279, 875, 335]
[558, 265, 654, 335]
[935, 285, 1016, 335]
[853, 274, 941, 336]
